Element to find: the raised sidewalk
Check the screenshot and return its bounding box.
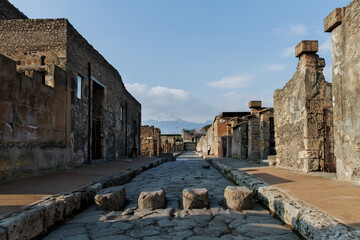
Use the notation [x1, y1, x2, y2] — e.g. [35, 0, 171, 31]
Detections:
[198, 152, 360, 240]
[0, 156, 157, 217]
[0, 155, 176, 239]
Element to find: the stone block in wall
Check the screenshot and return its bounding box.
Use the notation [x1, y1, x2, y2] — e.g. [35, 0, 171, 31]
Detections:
[295, 40, 318, 57]
[249, 101, 262, 108]
[324, 8, 344, 32]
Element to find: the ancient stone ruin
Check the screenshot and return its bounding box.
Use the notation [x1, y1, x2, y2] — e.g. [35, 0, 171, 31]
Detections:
[0, 1, 141, 181]
[274, 40, 332, 172]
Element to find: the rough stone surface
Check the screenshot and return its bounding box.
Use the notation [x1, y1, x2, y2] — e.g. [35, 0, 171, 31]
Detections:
[183, 188, 209, 210]
[326, 0, 360, 184]
[141, 126, 161, 157]
[324, 8, 344, 32]
[45, 152, 298, 240]
[224, 186, 253, 211]
[95, 186, 126, 211]
[138, 189, 166, 210]
[207, 157, 358, 240]
[0, 14, 141, 182]
[0, 157, 166, 240]
[274, 44, 332, 173]
[295, 40, 319, 57]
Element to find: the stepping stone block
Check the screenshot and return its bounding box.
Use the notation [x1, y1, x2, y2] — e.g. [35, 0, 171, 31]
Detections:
[183, 188, 209, 210]
[94, 186, 126, 211]
[138, 189, 166, 210]
[224, 186, 253, 211]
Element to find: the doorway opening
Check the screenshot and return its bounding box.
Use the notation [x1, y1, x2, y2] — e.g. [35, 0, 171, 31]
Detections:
[92, 81, 104, 160]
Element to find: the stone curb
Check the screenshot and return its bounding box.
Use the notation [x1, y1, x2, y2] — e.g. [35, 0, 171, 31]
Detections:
[198, 154, 360, 240]
[0, 157, 170, 240]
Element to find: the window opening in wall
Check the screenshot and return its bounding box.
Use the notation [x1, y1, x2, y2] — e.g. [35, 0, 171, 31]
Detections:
[77, 75, 83, 99]
[41, 56, 46, 66]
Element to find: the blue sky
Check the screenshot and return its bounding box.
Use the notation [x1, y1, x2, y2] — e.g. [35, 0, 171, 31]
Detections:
[10, 0, 352, 123]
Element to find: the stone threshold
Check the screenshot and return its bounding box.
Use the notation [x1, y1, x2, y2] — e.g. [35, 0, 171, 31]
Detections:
[0, 157, 173, 240]
[197, 153, 360, 240]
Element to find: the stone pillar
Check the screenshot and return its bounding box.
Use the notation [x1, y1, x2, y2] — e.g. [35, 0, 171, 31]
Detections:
[274, 40, 332, 172]
[325, 3, 360, 183]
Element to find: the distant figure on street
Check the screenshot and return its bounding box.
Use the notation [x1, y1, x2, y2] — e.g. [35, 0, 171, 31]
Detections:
[207, 145, 211, 155]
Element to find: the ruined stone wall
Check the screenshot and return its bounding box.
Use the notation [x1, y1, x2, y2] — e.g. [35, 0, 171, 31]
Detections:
[140, 126, 160, 156]
[160, 135, 183, 153]
[0, 0, 27, 20]
[274, 48, 332, 172]
[259, 110, 275, 160]
[0, 54, 71, 181]
[0, 18, 141, 164]
[248, 116, 260, 161]
[213, 117, 230, 157]
[325, 0, 360, 183]
[66, 21, 141, 160]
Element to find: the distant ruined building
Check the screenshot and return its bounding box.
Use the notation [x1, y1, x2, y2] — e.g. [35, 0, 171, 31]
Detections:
[0, 0, 141, 181]
[197, 105, 275, 160]
[141, 126, 161, 157]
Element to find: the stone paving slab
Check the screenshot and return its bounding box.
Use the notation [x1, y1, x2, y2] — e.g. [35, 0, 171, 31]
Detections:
[44, 152, 299, 240]
[200, 154, 360, 240]
[0, 157, 171, 240]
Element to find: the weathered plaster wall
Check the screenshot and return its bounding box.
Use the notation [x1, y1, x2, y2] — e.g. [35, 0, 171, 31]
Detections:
[326, 0, 360, 183]
[274, 50, 332, 172]
[0, 54, 70, 181]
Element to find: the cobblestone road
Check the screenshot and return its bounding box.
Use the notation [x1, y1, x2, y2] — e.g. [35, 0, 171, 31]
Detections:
[44, 152, 299, 240]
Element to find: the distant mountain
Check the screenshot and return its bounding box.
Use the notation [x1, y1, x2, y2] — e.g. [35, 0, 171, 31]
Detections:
[142, 114, 212, 134]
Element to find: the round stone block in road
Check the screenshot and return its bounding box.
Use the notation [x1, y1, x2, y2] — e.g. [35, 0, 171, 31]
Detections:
[43, 152, 299, 240]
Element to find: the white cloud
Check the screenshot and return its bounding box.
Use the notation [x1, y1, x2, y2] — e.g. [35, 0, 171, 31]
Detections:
[290, 24, 308, 36]
[266, 64, 286, 71]
[125, 83, 214, 123]
[273, 24, 308, 37]
[281, 45, 295, 58]
[319, 37, 332, 54]
[207, 73, 253, 89]
[207, 90, 274, 113]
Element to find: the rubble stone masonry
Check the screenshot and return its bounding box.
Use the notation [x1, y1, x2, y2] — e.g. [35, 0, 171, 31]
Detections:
[325, 0, 360, 183]
[141, 126, 161, 157]
[0, 17, 141, 180]
[274, 43, 332, 172]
